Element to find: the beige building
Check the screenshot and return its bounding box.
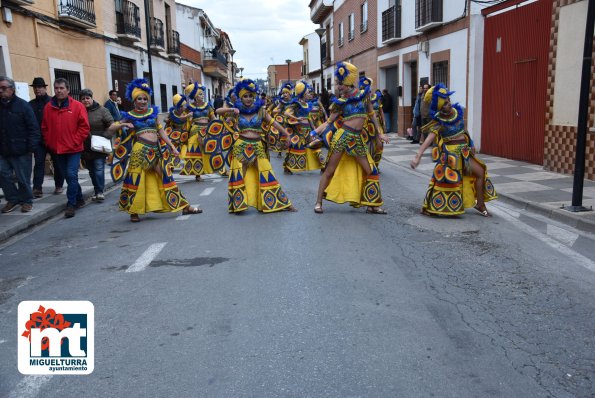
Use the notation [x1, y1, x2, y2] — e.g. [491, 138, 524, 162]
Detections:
[0, 0, 108, 101]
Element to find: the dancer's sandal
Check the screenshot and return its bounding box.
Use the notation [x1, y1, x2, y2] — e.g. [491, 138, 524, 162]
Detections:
[285, 205, 298, 212]
[366, 207, 388, 215]
[130, 214, 140, 222]
[284, 168, 293, 175]
[314, 204, 323, 214]
[195, 176, 202, 182]
[183, 206, 203, 215]
[473, 204, 492, 217]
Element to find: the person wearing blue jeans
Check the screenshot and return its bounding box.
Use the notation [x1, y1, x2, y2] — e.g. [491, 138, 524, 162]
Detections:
[0, 155, 34, 211]
[0, 76, 40, 214]
[41, 78, 90, 218]
[54, 152, 83, 208]
[80, 89, 119, 202]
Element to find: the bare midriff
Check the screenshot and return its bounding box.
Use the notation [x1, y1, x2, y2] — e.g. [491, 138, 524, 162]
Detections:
[137, 129, 158, 143]
[342, 116, 366, 132]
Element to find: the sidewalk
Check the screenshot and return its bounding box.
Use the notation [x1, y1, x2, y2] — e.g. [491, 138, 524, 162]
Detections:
[382, 134, 595, 233]
[0, 169, 118, 242]
[0, 138, 594, 242]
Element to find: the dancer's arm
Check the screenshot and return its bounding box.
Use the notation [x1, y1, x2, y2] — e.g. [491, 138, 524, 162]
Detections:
[410, 132, 436, 169]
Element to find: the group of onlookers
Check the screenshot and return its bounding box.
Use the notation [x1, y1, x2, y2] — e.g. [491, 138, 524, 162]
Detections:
[0, 76, 122, 218]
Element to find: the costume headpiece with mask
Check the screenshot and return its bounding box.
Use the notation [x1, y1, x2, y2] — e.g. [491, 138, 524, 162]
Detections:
[424, 83, 455, 116]
[358, 76, 372, 95]
[334, 62, 358, 87]
[294, 80, 312, 100]
[125, 78, 153, 102]
[184, 82, 206, 101]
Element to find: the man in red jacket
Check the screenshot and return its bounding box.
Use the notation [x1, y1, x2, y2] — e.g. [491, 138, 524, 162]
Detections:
[42, 78, 90, 218]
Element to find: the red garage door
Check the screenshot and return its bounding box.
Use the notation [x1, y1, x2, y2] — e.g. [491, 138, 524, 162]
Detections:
[481, 0, 551, 164]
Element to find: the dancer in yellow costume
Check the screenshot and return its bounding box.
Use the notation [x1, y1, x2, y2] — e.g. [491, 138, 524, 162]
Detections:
[164, 94, 189, 152]
[283, 80, 324, 173]
[311, 62, 389, 214]
[180, 82, 217, 181]
[271, 83, 293, 160]
[111, 79, 201, 222]
[224, 79, 296, 213]
[359, 77, 385, 168]
[410, 84, 497, 216]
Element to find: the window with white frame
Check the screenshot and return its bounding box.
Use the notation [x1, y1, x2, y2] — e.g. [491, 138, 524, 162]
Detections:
[348, 14, 355, 41]
[338, 22, 344, 46]
[361, 2, 368, 33]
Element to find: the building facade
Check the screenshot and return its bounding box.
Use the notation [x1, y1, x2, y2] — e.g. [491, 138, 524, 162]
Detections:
[0, 0, 108, 101]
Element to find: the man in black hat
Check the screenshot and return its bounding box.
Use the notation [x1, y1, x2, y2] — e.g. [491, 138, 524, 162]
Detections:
[29, 77, 64, 198]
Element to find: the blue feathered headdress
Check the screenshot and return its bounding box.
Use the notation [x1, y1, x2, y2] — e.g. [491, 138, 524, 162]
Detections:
[125, 78, 152, 102]
[278, 82, 293, 96]
[234, 78, 259, 98]
[359, 76, 372, 95]
[427, 83, 455, 115]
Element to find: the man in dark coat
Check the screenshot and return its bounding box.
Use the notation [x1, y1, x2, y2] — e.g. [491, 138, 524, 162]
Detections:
[0, 76, 40, 213]
[29, 77, 64, 198]
[103, 89, 122, 121]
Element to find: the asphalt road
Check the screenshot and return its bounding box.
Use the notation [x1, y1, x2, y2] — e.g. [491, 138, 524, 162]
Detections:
[1, 156, 595, 397]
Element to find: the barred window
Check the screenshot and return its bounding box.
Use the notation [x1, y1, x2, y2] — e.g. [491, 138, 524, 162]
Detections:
[432, 61, 448, 87]
[54, 69, 82, 100]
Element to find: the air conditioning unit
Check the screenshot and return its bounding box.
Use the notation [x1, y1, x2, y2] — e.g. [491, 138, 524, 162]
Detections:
[205, 27, 212, 36]
[418, 41, 429, 54]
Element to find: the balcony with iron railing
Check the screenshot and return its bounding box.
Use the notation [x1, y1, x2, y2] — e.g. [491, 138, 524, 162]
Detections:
[309, 0, 333, 24]
[116, 0, 140, 42]
[203, 49, 229, 80]
[58, 0, 96, 29]
[149, 17, 165, 53]
[6, 0, 35, 6]
[382, 4, 402, 44]
[167, 30, 180, 60]
[416, 0, 443, 31]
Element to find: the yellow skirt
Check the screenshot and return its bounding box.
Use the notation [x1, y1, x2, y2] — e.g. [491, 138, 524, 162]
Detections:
[179, 129, 215, 176]
[119, 140, 188, 214]
[423, 143, 497, 215]
[228, 139, 292, 213]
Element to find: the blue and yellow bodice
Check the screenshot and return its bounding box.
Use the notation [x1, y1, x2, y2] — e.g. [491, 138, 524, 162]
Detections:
[121, 106, 160, 134]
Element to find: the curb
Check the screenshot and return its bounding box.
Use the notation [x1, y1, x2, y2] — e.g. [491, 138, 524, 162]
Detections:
[384, 156, 595, 234]
[0, 179, 120, 243]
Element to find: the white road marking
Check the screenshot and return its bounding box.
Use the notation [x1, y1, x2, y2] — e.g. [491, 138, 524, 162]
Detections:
[200, 187, 215, 196]
[211, 178, 223, 184]
[490, 207, 595, 273]
[8, 376, 53, 398]
[176, 215, 191, 221]
[126, 242, 167, 273]
[547, 224, 579, 247]
[0, 339, 6, 344]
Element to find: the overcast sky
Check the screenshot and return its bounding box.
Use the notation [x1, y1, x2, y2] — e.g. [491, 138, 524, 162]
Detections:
[176, 0, 318, 80]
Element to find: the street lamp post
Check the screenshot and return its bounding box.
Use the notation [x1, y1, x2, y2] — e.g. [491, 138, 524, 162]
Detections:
[315, 27, 326, 94]
[230, 49, 236, 85]
[143, 0, 155, 104]
[285, 59, 291, 85]
[239, 67, 244, 79]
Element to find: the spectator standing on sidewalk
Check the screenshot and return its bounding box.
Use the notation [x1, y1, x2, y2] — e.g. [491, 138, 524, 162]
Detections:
[104, 89, 121, 121]
[411, 85, 423, 144]
[0, 76, 40, 213]
[80, 89, 124, 202]
[42, 78, 90, 218]
[29, 77, 64, 198]
[381, 89, 393, 133]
